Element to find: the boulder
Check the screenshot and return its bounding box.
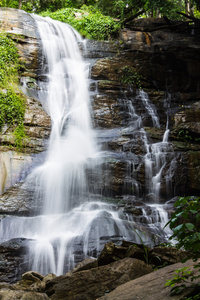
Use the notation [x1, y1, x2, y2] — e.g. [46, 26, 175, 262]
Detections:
[99, 259, 200, 300]
[45, 257, 153, 300]
[0, 290, 49, 300]
[149, 246, 188, 266]
[97, 241, 187, 268]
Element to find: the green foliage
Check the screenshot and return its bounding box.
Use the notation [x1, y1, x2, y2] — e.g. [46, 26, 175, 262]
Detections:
[14, 123, 27, 148]
[41, 6, 119, 40]
[167, 196, 200, 259]
[1, 0, 199, 21]
[96, 0, 196, 21]
[177, 128, 200, 144]
[194, 8, 200, 18]
[0, 0, 18, 8]
[0, 89, 25, 128]
[183, 293, 200, 300]
[165, 267, 193, 295]
[0, 33, 26, 147]
[0, 33, 19, 87]
[165, 196, 200, 297]
[120, 66, 142, 88]
[178, 129, 192, 142]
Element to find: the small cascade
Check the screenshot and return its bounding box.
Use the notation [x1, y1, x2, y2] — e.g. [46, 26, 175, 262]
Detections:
[136, 89, 160, 127]
[141, 204, 172, 241]
[117, 90, 175, 203]
[143, 132, 175, 202]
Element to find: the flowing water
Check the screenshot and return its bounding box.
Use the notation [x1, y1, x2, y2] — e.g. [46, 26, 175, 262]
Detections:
[0, 16, 174, 276]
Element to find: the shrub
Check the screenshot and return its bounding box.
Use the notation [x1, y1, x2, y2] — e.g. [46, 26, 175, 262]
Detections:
[41, 6, 120, 40]
[165, 196, 200, 297]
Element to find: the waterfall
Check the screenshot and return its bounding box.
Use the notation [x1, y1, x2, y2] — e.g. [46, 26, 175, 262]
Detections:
[0, 16, 145, 276]
[30, 15, 98, 215]
[0, 16, 174, 278]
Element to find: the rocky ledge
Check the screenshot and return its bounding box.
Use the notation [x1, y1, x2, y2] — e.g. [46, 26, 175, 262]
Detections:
[0, 240, 196, 300]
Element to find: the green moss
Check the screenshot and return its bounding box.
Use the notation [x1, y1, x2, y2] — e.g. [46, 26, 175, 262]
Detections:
[0, 33, 27, 148]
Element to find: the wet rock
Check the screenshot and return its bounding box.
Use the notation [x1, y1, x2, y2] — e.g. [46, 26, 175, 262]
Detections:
[93, 94, 123, 128]
[0, 238, 31, 283]
[0, 182, 38, 214]
[0, 97, 50, 193]
[45, 257, 153, 300]
[173, 151, 200, 195]
[97, 241, 147, 266]
[24, 98, 51, 129]
[0, 151, 32, 195]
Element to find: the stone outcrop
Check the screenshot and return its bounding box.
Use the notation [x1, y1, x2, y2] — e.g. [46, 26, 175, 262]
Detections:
[0, 241, 196, 300]
[97, 241, 188, 267]
[45, 257, 153, 300]
[99, 259, 200, 300]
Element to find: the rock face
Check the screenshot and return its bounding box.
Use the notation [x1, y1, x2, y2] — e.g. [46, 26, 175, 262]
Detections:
[0, 8, 51, 195]
[90, 17, 200, 197]
[0, 238, 30, 283]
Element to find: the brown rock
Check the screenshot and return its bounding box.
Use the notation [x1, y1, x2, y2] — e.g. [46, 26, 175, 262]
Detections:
[93, 94, 122, 128]
[24, 98, 51, 129]
[0, 290, 49, 300]
[69, 258, 98, 273]
[98, 259, 199, 300]
[45, 258, 153, 300]
[149, 247, 188, 266]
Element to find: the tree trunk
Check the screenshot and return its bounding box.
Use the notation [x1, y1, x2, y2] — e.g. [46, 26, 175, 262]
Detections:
[19, 0, 23, 9]
[185, 0, 194, 16]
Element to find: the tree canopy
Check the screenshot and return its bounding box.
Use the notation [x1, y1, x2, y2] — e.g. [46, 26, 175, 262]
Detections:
[0, 0, 199, 19]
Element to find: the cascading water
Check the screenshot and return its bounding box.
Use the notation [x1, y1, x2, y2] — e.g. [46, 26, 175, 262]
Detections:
[0, 16, 175, 278]
[0, 16, 150, 276]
